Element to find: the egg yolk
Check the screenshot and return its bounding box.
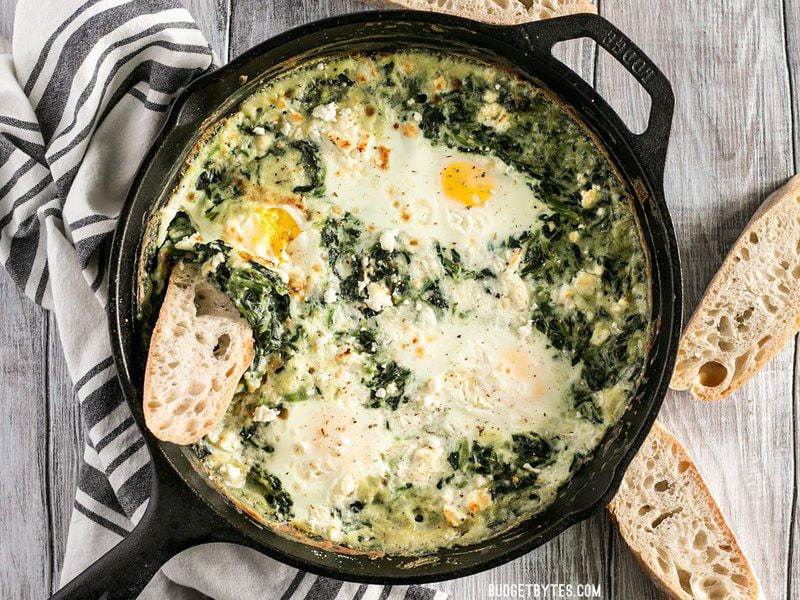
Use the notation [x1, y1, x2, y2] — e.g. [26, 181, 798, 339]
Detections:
[441, 161, 495, 207]
[259, 207, 301, 256]
[500, 346, 546, 402]
[223, 205, 300, 259]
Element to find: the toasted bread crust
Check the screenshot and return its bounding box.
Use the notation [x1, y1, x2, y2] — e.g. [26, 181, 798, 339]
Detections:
[608, 422, 762, 600]
[670, 175, 800, 401]
[143, 264, 254, 444]
[380, 0, 596, 25]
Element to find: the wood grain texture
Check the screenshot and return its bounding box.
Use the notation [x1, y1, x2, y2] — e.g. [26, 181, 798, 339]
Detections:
[228, 0, 386, 59]
[598, 2, 796, 599]
[46, 317, 82, 595]
[0, 271, 51, 597]
[182, 0, 231, 62]
[0, 0, 13, 42]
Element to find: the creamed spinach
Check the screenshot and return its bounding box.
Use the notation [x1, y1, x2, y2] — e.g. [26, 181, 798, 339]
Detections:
[139, 50, 650, 555]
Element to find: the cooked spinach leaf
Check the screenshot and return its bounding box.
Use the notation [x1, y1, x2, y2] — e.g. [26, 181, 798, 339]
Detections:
[448, 434, 555, 498]
[213, 262, 291, 389]
[435, 242, 495, 281]
[247, 466, 293, 520]
[366, 360, 411, 410]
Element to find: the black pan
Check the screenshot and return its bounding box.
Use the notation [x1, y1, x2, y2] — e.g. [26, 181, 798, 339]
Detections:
[52, 10, 681, 599]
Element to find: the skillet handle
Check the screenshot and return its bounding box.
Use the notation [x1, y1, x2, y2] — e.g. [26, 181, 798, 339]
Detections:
[50, 451, 232, 600]
[518, 14, 674, 184]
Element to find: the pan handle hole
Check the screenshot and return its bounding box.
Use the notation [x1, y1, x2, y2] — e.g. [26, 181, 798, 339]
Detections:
[554, 39, 652, 135]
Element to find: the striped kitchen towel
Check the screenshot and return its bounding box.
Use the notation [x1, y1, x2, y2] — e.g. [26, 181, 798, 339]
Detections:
[0, 2, 445, 598]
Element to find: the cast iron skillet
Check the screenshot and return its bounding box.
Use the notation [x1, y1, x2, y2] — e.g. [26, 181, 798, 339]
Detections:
[52, 10, 681, 599]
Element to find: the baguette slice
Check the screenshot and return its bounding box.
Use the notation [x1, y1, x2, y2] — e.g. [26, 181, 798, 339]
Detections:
[382, 0, 596, 25]
[670, 174, 800, 401]
[609, 422, 762, 600]
[143, 263, 254, 445]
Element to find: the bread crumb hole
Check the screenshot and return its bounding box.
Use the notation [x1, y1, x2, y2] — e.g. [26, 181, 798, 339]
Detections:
[651, 507, 680, 528]
[713, 564, 729, 575]
[678, 460, 691, 473]
[693, 530, 708, 549]
[749, 231, 759, 244]
[654, 480, 670, 492]
[213, 334, 231, 359]
[211, 378, 222, 392]
[698, 361, 727, 387]
[638, 504, 653, 516]
[792, 265, 800, 279]
[718, 314, 733, 335]
[147, 401, 161, 409]
[762, 295, 779, 314]
[174, 400, 191, 415]
[676, 568, 693, 595]
[719, 543, 733, 552]
[189, 381, 205, 395]
[735, 307, 753, 325]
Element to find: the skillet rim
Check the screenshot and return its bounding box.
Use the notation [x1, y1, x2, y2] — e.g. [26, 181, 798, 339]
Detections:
[107, 9, 682, 585]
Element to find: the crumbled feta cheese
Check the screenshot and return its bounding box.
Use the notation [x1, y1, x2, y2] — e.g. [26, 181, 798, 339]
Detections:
[216, 430, 241, 453]
[568, 231, 581, 244]
[254, 134, 270, 153]
[411, 111, 422, 123]
[219, 463, 245, 488]
[385, 382, 398, 395]
[466, 488, 492, 514]
[365, 282, 393, 312]
[443, 504, 466, 526]
[379, 229, 398, 253]
[252, 126, 266, 135]
[611, 296, 630, 318]
[477, 102, 511, 132]
[375, 388, 387, 399]
[590, 322, 612, 346]
[323, 284, 339, 304]
[312, 102, 337, 122]
[581, 185, 601, 209]
[329, 474, 357, 507]
[402, 443, 445, 485]
[253, 405, 280, 423]
[573, 270, 600, 297]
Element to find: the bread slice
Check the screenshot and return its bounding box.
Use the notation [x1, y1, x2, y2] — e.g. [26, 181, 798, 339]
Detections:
[608, 422, 763, 600]
[382, 0, 597, 25]
[669, 175, 800, 401]
[143, 263, 254, 444]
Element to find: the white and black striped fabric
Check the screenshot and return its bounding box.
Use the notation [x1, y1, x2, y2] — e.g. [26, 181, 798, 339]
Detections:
[0, 2, 445, 598]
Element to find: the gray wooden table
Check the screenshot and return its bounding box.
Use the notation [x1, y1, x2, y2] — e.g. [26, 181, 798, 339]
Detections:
[1, 1, 798, 598]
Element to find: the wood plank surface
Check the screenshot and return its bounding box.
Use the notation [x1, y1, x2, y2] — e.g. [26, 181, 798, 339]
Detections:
[0, 0, 798, 598]
[598, 2, 797, 600]
[0, 272, 51, 597]
[0, 0, 13, 42]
